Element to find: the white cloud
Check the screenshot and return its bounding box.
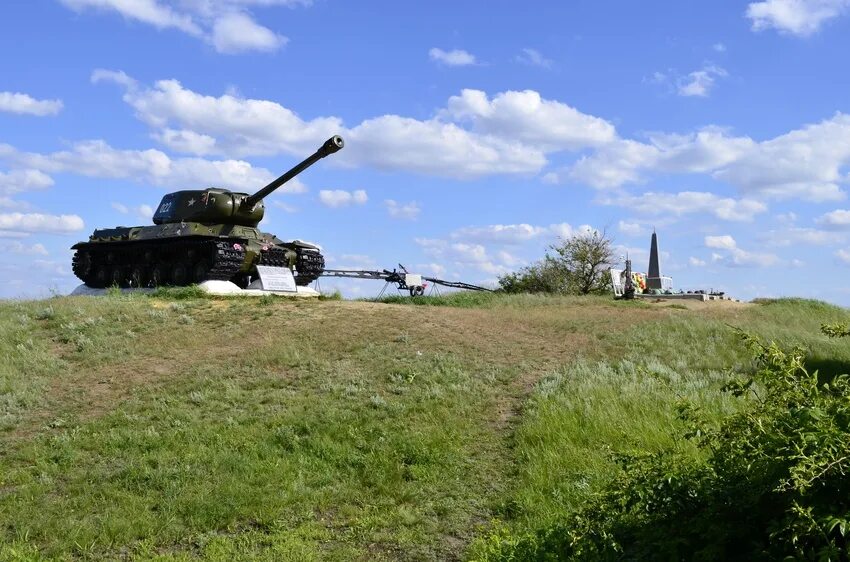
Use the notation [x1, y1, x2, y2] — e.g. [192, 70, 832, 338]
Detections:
[384, 199, 420, 220]
[415, 262, 447, 277]
[98, 74, 547, 178]
[85, 71, 850, 201]
[1, 241, 48, 255]
[211, 12, 286, 54]
[836, 248, 850, 264]
[816, 209, 850, 229]
[415, 237, 514, 276]
[346, 115, 545, 177]
[0, 92, 63, 116]
[567, 129, 752, 188]
[0, 140, 274, 191]
[689, 256, 707, 266]
[110, 202, 156, 220]
[515, 48, 553, 68]
[705, 234, 779, 267]
[59, 0, 202, 35]
[619, 221, 646, 237]
[0, 197, 34, 211]
[0, 213, 85, 234]
[564, 115, 850, 202]
[761, 226, 844, 246]
[271, 201, 298, 213]
[705, 235, 738, 250]
[0, 169, 54, 195]
[602, 191, 767, 222]
[327, 253, 377, 270]
[91, 68, 138, 88]
[112, 202, 155, 222]
[449, 222, 580, 244]
[318, 189, 367, 208]
[59, 0, 302, 54]
[746, 0, 850, 36]
[451, 223, 548, 244]
[429, 48, 477, 66]
[496, 250, 522, 266]
[445, 89, 616, 150]
[714, 114, 850, 202]
[154, 128, 218, 155]
[568, 139, 659, 188]
[551, 222, 584, 239]
[0, 230, 32, 239]
[678, 65, 727, 97]
[713, 42, 727, 52]
[102, 76, 341, 157]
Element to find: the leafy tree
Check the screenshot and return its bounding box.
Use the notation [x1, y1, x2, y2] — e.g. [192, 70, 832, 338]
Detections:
[498, 230, 614, 295]
[551, 229, 614, 295]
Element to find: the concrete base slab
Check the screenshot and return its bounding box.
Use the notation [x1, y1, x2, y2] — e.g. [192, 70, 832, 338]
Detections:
[208, 280, 319, 297]
[70, 284, 156, 296]
[70, 281, 321, 298]
[634, 293, 739, 302]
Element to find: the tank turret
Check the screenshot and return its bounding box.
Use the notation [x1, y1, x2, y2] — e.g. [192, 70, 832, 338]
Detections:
[152, 135, 344, 228]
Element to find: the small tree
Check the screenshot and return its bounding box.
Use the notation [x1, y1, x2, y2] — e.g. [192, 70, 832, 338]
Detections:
[552, 229, 614, 295]
[498, 229, 614, 295]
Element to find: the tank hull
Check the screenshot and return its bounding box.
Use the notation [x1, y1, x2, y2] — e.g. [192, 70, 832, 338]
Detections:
[71, 222, 324, 288]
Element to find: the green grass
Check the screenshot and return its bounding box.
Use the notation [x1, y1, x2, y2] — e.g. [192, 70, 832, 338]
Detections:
[0, 293, 848, 560]
[496, 359, 737, 531]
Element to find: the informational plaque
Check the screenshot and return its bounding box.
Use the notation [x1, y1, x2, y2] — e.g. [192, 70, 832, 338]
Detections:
[256, 265, 297, 292]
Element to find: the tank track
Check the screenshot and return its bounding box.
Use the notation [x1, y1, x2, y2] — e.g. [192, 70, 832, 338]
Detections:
[259, 245, 324, 286]
[293, 249, 325, 286]
[72, 238, 247, 288]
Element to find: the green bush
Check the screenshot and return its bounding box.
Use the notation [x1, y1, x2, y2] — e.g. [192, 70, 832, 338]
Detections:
[498, 230, 613, 296]
[472, 330, 850, 561]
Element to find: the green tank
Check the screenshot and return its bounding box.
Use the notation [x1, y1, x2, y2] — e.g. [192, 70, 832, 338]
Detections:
[71, 135, 344, 289]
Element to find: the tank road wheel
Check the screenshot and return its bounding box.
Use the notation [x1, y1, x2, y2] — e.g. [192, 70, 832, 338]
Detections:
[192, 260, 212, 283]
[171, 262, 190, 286]
[129, 265, 148, 288]
[109, 266, 125, 288]
[92, 265, 110, 288]
[149, 264, 168, 287]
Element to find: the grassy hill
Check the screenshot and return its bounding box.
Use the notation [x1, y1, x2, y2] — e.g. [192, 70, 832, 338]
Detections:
[1, 291, 849, 560]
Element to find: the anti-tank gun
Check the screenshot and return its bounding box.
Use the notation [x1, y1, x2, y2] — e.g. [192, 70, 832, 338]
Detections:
[71, 136, 345, 289]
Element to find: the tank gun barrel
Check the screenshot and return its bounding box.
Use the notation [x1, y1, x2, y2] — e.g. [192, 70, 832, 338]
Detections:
[245, 135, 344, 208]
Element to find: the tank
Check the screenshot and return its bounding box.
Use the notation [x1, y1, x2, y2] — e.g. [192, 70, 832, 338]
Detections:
[71, 135, 344, 289]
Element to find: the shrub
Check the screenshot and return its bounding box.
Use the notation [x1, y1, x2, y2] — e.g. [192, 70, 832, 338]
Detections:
[473, 329, 850, 561]
[498, 230, 613, 295]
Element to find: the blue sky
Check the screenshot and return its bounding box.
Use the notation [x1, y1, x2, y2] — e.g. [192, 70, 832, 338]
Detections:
[3, 0, 850, 301]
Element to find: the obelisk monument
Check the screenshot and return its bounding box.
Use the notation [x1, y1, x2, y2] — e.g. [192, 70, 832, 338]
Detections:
[647, 229, 662, 290]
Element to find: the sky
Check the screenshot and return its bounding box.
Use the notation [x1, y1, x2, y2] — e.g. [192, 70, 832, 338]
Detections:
[3, 0, 850, 302]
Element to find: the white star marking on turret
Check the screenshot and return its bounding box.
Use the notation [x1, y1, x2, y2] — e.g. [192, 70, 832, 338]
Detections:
[187, 198, 196, 207]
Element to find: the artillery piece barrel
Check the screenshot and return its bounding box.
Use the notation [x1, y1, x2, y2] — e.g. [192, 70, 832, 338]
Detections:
[245, 135, 344, 208]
